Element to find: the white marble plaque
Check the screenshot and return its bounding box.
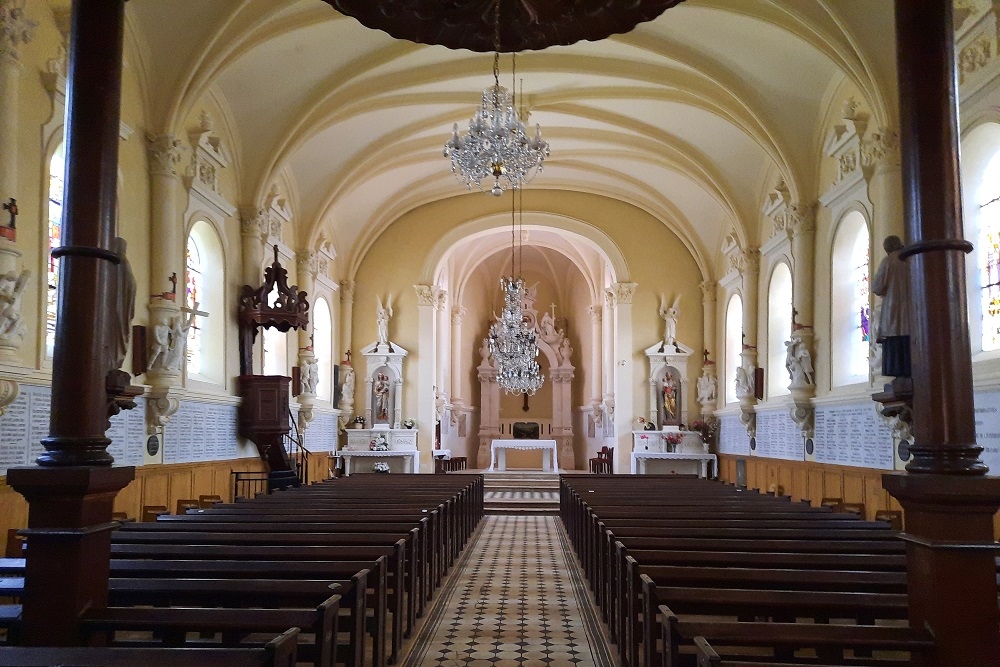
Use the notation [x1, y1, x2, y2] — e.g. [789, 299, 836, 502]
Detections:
[814, 403, 893, 470]
[756, 410, 803, 461]
[0, 390, 30, 470]
[307, 413, 337, 452]
[973, 390, 1000, 472]
[718, 414, 749, 455]
[163, 401, 247, 464]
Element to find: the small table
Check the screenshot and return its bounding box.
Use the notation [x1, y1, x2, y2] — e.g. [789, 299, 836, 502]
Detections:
[340, 450, 419, 475]
[432, 449, 452, 460]
[630, 451, 717, 478]
[489, 439, 558, 472]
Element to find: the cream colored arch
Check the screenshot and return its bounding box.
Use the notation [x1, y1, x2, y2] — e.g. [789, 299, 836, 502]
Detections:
[420, 212, 630, 289]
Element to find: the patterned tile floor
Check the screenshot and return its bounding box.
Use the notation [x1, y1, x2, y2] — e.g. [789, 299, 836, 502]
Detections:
[401, 516, 616, 667]
[483, 491, 559, 501]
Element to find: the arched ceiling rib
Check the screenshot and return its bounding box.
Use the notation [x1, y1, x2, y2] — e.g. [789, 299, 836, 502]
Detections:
[125, 0, 896, 279]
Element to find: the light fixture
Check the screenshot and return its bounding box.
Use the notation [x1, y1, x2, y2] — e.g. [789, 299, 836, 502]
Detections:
[444, 2, 549, 196]
[488, 189, 544, 394]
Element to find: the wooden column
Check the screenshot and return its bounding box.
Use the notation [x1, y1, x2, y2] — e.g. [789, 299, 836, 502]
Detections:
[6, 0, 134, 645]
[882, 1, 1000, 664]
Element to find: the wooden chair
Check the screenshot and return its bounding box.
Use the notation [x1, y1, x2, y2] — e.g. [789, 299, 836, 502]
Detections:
[198, 495, 223, 508]
[590, 447, 613, 474]
[140, 505, 168, 523]
[176, 499, 200, 515]
[5, 529, 24, 558]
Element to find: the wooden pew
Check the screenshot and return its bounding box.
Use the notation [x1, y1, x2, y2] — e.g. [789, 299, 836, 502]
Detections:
[0, 626, 299, 667]
[83, 597, 339, 667]
[659, 605, 932, 667]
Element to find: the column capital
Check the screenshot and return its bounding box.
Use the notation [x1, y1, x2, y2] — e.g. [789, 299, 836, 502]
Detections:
[735, 248, 760, 275]
[588, 303, 602, 322]
[700, 281, 717, 302]
[339, 280, 355, 304]
[862, 127, 900, 170]
[786, 203, 817, 237]
[413, 283, 437, 306]
[297, 251, 320, 281]
[433, 287, 447, 311]
[240, 206, 267, 239]
[609, 282, 638, 305]
[452, 305, 467, 326]
[146, 133, 184, 177]
[0, 1, 37, 65]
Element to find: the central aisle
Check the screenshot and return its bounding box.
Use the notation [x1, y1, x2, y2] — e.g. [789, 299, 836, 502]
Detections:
[401, 515, 617, 667]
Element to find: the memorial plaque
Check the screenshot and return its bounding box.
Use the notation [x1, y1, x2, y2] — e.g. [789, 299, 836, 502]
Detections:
[814, 403, 893, 470]
[718, 414, 749, 455]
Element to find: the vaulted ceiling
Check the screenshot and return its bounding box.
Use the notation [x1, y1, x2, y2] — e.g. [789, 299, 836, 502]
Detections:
[125, 0, 897, 279]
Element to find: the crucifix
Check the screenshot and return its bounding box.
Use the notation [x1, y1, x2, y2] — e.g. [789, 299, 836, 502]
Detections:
[792, 307, 799, 328]
[168, 272, 178, 296]
[549, 303, 557, 320]
[703, 349, 710, 363]
[345, 349, 352, 363]
[3, 198, 18, 229]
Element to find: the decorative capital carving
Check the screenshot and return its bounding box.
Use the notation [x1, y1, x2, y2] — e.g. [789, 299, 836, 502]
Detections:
[297, 251, 321, 281]
[700, 281, 717, 302]
[452, 305, 467, 326]
[610, 282, 638, 305]
[146, 134, 184, 177]
[0, 1, 36, 65]
[433, 287, 447, 311]
[413, 284, 437, 306]
[789, 403, 814, 440]
[146, 391, 180, 434]
[862, 128, 900, 169]
[735, 248, 760, 275]
[588, 304, 602, 323]
[340, 280, 355, 304]
[240, 207, 268, 239]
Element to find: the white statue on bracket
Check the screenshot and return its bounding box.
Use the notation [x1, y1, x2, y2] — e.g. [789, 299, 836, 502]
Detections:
[697, 373, 716, 404]
[376, 293, 393, 347]
[301, 357, 319, 395]
[339, 365, 355, 412]
[735, 363, 755, 397]
[0, 269, 30, 346]
[659, 294, 680, 348]
[784, 337, 815, 386]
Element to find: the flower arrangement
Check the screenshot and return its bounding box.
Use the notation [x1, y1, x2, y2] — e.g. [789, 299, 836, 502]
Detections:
[372, 462, 390, 473]
[353, 415, 366, 428]
[369, 434, 389, 451]
[637, 417, 656, 431]
[664, 431, 683, 452]
[403, 418, 416, 429]
[690, 419, 717, 441]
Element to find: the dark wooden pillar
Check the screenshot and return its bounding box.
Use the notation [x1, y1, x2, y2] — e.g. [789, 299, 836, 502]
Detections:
[6, 0, 134, 646]
[882, 1, 1000, 664]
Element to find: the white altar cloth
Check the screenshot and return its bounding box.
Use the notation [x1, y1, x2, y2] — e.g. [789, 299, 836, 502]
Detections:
[489, 439, 558, 472]
[631, 451, 717, 478]
[340, 450, 419, 475]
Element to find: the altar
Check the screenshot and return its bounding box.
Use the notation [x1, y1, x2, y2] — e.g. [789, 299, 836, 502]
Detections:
[340, 427, 419, 475]
[489, 439, 558, 472]
[630, 451, 717, 478]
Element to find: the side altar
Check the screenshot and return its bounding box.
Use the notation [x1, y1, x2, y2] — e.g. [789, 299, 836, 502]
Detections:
[341, 427, 418, 475]
[631, 428, 716, 478]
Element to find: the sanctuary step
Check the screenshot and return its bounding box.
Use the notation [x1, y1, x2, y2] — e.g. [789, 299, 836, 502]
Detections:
[480, 471, 560, 515]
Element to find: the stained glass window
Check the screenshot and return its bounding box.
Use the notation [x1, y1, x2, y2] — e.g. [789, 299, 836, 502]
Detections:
[45, 145, 65, 358]
[980, 194, 1000, 351]
[185, 236, 203, 374]
[851, 234, 871, 377]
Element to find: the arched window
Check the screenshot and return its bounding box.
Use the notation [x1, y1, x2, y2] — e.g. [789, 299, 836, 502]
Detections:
[314, 297, 333, 400]
[45, 143, 65, 358]
[185, 220, 224, 384]
[831, 211, 871, 385]
[960, 122, 1000, 354]
[767, 263, 793, 398]
[978, 151, 1000, 351]
[725, 294, 743, 404]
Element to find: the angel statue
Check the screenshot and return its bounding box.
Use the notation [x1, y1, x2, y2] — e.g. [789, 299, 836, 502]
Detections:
[659, 294, 680, 347]
[376, 293, 393, 347]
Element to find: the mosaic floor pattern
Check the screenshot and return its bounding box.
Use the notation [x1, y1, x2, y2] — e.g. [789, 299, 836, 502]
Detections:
[401, 516, 616, 667]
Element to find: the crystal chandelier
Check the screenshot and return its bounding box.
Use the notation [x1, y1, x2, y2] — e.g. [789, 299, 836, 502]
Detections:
[487, 191, 544, 394]
[443, 3, 549, 196]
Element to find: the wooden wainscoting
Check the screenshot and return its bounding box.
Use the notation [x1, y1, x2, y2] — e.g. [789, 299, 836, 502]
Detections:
[716, 454, 901, 521]
[0, 457, 266, 556]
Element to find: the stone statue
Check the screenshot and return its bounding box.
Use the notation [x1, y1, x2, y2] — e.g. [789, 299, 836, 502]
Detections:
[784, 338, 815, 386]
[735, 363, 754, 398]
[162, 308, 197, 371]
[558, 336, 573, 364]
[480, 337, 492, 365]
[110, 237, 135, 372]
[373, 371, 391, 422]
[0, 268, 30, 346]
[539, 311, 557, 341]
[376, 293, 393, 346]
[301, 357, 319, 394]
[148, 322, 171, 370]
[697, 373, 716, 403]
[872, 235, 911, 377]
[659, 294, 680, 346]
[339, 366, 355, 411]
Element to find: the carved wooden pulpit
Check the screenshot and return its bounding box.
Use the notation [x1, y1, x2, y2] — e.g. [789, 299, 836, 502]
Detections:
[237, 246, 310, 489]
